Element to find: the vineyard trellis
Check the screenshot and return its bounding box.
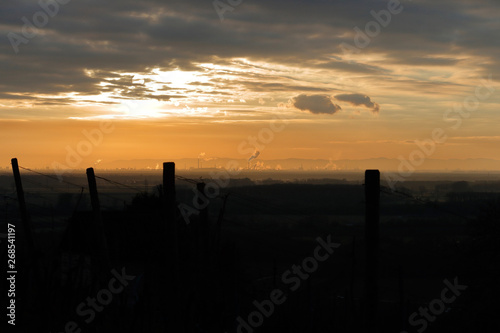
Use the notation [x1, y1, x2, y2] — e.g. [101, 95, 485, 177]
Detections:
[1, 159, 485, 332]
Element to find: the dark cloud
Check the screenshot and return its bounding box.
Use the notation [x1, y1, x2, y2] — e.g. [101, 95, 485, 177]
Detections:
[335, 93, 380, 113]
[292, 94, 341, 115]
[0, 0, 498, 107]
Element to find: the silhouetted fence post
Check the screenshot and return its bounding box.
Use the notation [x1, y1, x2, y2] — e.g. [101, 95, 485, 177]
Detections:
[163, 162, 180, 330]
[86, 167, 110, 272]
[163, 162, 178, 264]
[364, 169, 380, 331]
[11, 158, 46, 330]
[11, 158, 35, 257]
[164, 162, 176, 205]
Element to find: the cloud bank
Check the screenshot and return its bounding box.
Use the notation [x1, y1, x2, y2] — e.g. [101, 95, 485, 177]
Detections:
[292, 94, 342, 115]
[335, 93, 380, 113]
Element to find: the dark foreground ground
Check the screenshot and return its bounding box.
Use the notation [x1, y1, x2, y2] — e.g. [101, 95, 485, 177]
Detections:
[1, 172, 499, 332]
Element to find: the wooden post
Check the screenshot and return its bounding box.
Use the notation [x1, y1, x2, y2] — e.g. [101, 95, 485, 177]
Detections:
[163, 162, 176, 204]
[143, 161, 169, 333]
[364, 169, 380, 331]
[163, 162, 177, 258]
[86, 167, 110, 271]
[11, 158, 35, 256]
[11, 158, 46, 331]
[163, 162, 179, 330]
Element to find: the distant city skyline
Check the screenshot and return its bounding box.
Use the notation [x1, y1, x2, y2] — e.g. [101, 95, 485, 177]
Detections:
[3, 156, 500, 173]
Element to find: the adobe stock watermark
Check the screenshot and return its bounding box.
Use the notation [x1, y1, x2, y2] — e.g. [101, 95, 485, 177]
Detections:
[213, 0, 245, 22]
[50, 100, 142, 181]
[401, 277, 467, 333]
[55, 267, 136, 333]
[178, 111, 290, 224]
[51, 120, 115, 181]
[340, 0, 410, 59]
[7, 0, 72, 54]
[230, 235, 340, 333]
[384, 74, 497, 190]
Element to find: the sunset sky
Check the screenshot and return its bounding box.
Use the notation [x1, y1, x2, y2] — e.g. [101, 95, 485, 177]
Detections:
[1, 0, 499, 170]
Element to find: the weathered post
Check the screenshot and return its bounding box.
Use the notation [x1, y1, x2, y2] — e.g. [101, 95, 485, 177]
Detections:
[164, 162, 176, 204]
[11, 158, 41, 330]
[86, 168, 110, 271]
[11, 158, 35, 256]
[163, 162, 178, 260]
[364, 169, 380, 331]
[163, 162, 180, 330]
